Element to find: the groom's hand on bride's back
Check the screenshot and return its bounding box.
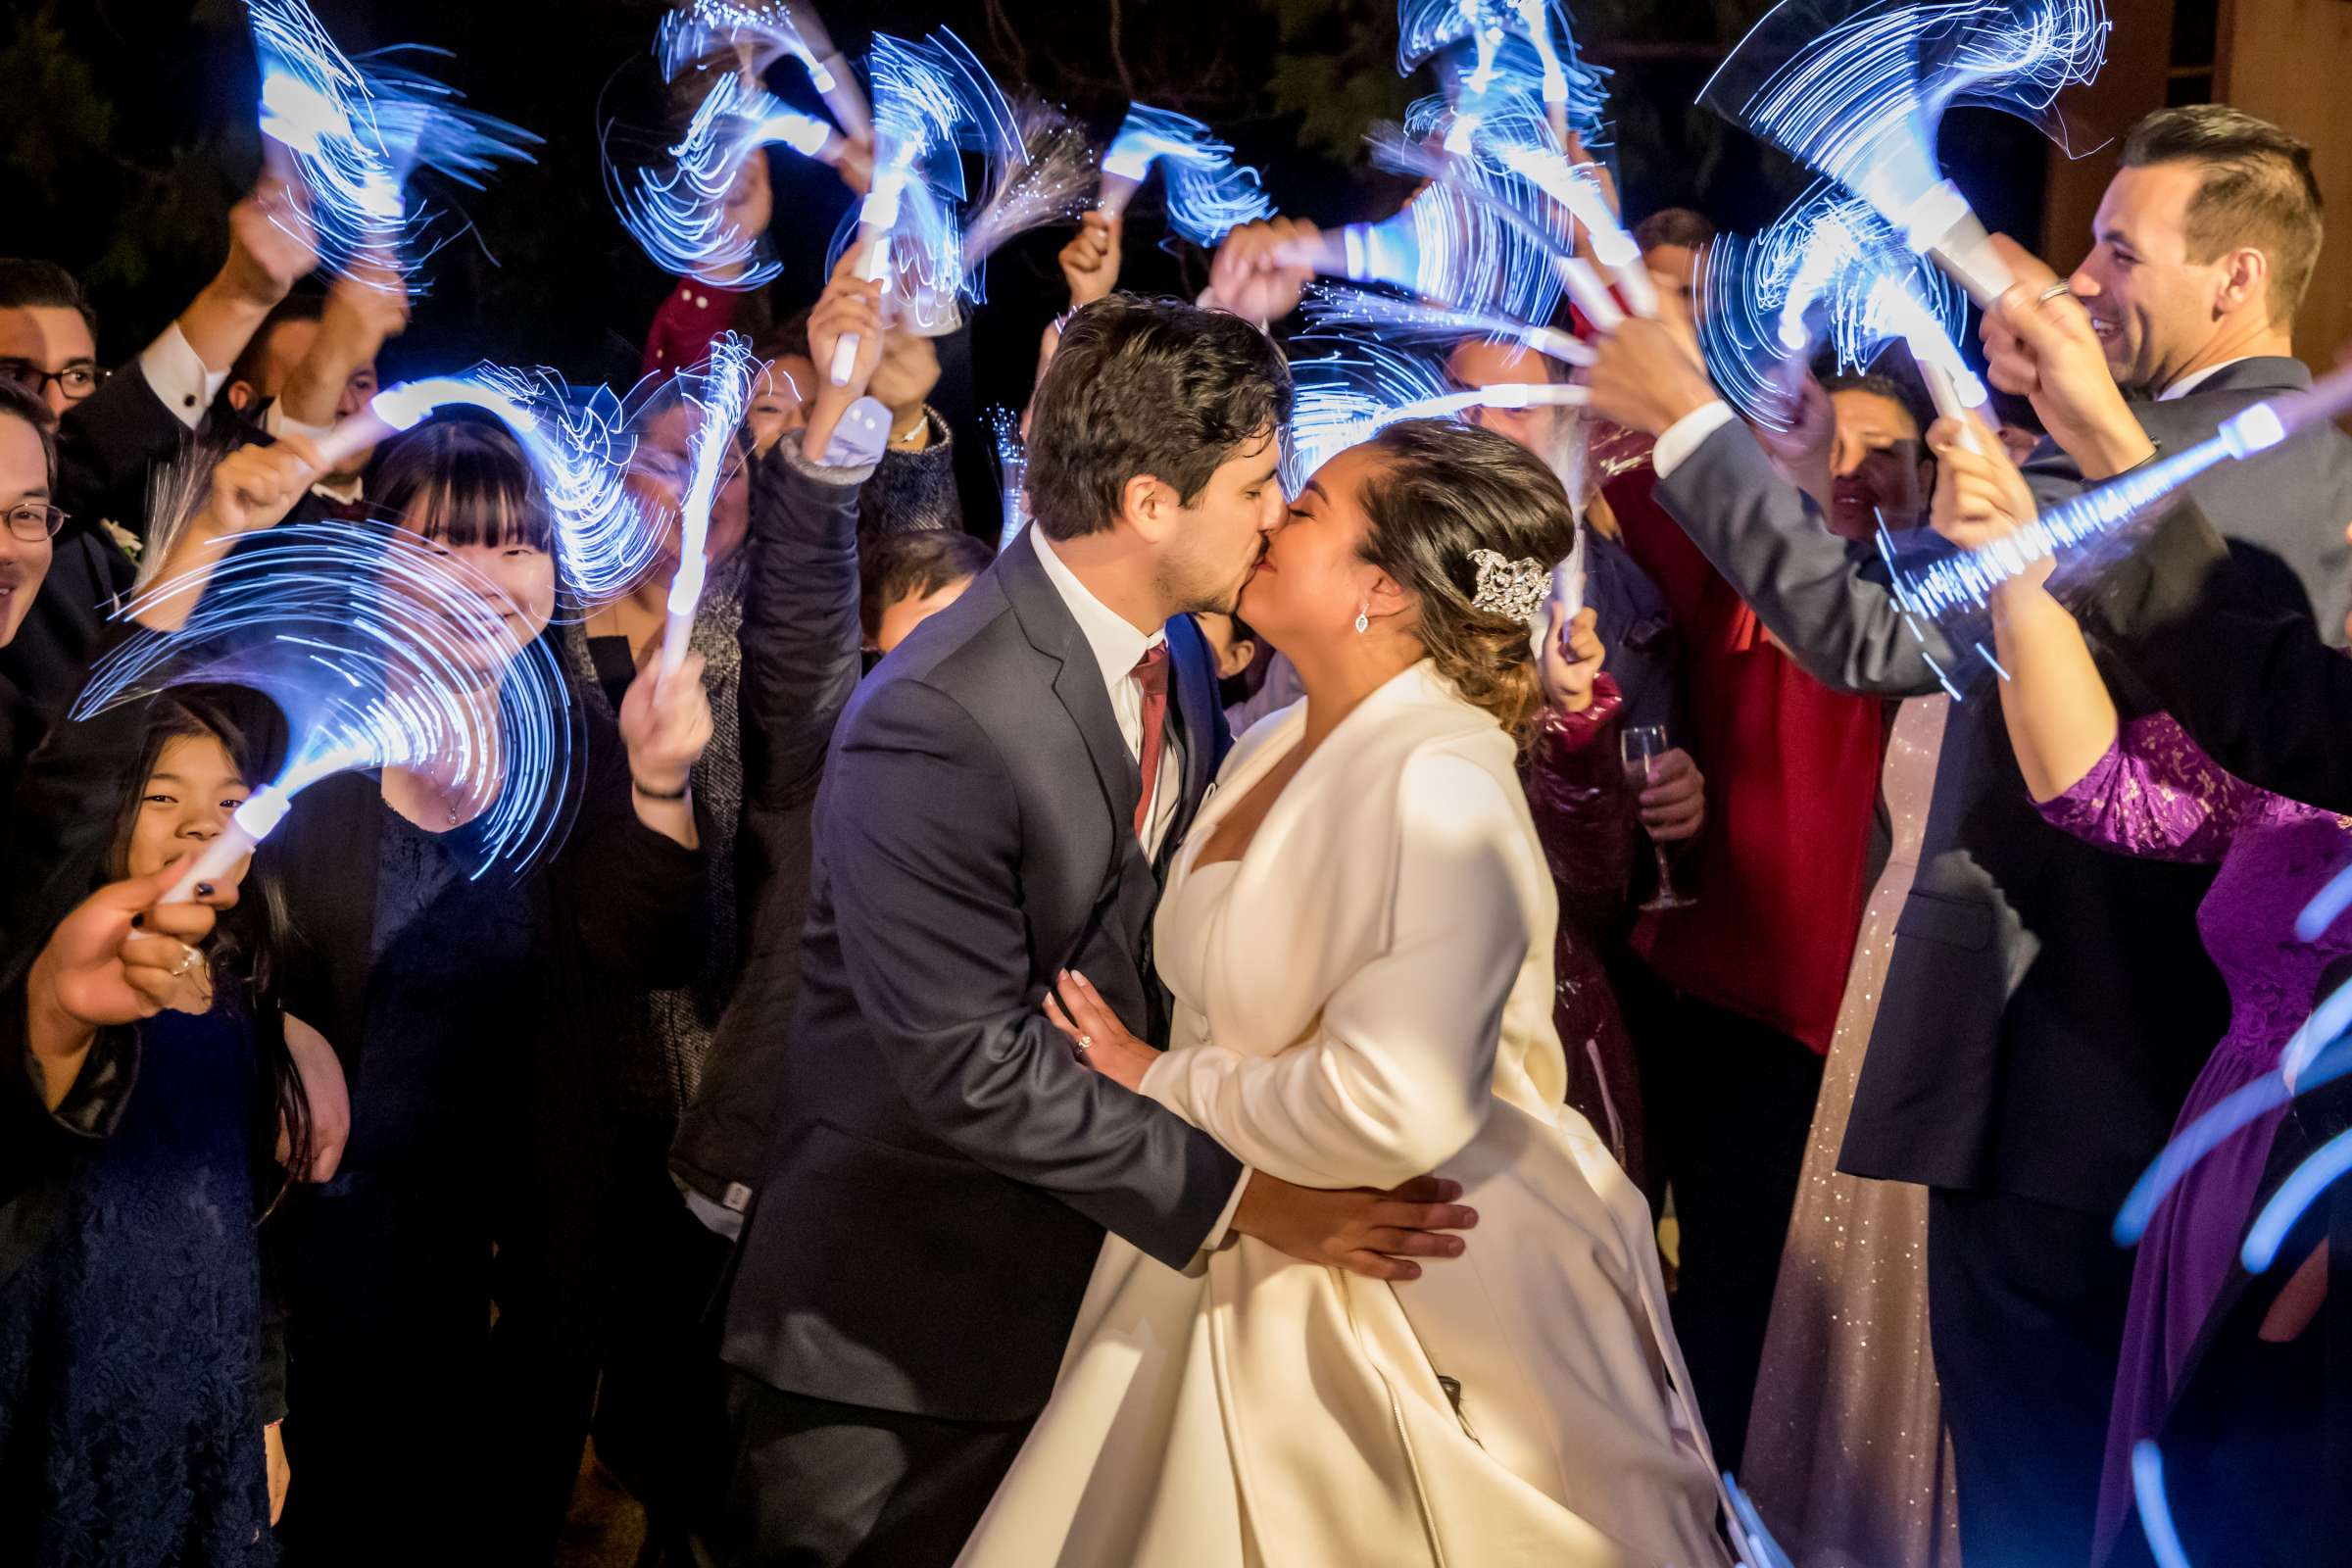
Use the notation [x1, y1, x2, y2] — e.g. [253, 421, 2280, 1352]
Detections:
[1232, 1172, 1478, 1282]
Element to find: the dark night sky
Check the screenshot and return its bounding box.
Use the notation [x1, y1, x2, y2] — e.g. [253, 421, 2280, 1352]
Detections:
[20, 0, 2048, 522]
[32, 0, 1365, 386]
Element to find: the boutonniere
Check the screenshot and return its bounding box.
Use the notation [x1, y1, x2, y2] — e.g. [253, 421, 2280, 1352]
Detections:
[98, 518, 143, 563]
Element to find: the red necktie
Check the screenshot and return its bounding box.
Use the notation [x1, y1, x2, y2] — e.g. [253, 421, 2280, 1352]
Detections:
[1131, 643, 1170, 843]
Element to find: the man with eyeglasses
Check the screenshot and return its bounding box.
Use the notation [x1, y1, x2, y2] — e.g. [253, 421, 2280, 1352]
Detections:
[0, 171, 319, 762]
[0, 378, 61, 808]
[2, 170, 316, 524]
[230, 265, 410, 517]
[0, 275, 107, 420]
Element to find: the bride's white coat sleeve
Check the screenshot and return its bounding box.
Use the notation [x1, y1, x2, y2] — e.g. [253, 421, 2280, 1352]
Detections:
[1139, 752, 1527, 1191]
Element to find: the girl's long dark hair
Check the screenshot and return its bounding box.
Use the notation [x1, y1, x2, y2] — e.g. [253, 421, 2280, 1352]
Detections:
[102, 688, 313, 1217]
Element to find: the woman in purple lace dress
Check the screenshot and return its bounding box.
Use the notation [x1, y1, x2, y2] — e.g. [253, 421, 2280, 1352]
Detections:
[1938, 420, 2350, 1565]
[2040, 711, 2349, 1560]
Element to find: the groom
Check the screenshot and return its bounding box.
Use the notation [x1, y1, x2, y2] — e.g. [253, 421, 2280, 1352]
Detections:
[707, 295, 1479, 1566]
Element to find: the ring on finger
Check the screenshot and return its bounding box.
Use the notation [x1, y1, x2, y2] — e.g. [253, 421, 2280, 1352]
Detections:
[1076, 1034, 1094, 1054]
[2034, 281, 2074, 306]
[170, 944, 201, 977]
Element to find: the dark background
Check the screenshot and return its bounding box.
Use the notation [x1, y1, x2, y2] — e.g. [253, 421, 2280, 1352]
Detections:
[6, 0, 2049, 510]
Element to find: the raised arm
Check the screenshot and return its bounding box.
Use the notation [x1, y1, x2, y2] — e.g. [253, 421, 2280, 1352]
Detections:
[1658, 416, 1948, 695]
[57, 173, 318, 526]
[1032, 209, 1124, 379]
[270, 263, 408, 434]
[1949, 252, 2352, 816]
[859, 332, 960, 537]
[739, 442, 867, 811]
[173, 172, 318, 380]
[1583, 299, 1949, 697]
[1203, 217, 1321, 329]
[131, 436, 322, 632]
[740, 262, 889, 821]
[557, 707, 712, 988]
[1931, 415, 2262, 861]
[1977, 234, 2159, 490]
[1134, 753, 1528, 1192]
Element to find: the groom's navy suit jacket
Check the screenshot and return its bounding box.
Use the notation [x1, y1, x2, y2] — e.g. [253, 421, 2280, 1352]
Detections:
[720, 526, 1241, 1424]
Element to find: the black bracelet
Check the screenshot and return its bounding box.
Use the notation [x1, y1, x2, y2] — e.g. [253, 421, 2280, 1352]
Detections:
[632, 777, 690, 802]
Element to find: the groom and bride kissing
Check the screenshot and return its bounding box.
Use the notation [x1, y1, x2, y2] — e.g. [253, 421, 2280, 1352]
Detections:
[704, 294, 1737, 1567]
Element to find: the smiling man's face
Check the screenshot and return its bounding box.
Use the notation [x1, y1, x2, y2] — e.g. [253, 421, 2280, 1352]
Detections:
[2070, 161, 2237, 394]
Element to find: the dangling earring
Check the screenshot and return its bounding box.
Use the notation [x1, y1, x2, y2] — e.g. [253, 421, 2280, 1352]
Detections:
[1353, 602, 1370, 636]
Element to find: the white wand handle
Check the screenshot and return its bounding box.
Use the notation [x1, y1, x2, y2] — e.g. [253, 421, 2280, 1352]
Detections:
[1098, 171, 1145, 220]
[659, 535, 706, 680]
[829, 235, 891, 386]
[1915, 359, 1972, 423]
[657, 607, 696, 681]
[312, 406, 399, 474]
[812, 57, 870, 143]
[1902, 181, 2015, 308]
[162, 785, 293, 905]
[830, 159, 912, 387]
[1556, 255, 1624, 332]
[776, 1, 868, 142]
[1605, 253, 1659, 319]
[1272, 226, 1354, 278]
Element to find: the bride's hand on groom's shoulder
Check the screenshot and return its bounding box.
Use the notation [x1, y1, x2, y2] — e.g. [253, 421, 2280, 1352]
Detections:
[1046, 970, 1156, 1093]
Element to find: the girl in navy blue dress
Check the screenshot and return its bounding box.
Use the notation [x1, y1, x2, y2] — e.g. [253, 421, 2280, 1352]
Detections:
[2, 691, 337, 1567]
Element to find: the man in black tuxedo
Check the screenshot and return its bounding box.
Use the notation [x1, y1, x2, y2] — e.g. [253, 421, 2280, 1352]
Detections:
[1583, 105, 2352, 1568]
[708, 296, 1478, 1567]
[0, 381, 60, 808]
[0, 171, 322, 790]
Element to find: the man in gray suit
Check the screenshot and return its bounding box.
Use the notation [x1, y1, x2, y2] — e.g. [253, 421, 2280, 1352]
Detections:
[1585, 106, 2352, 1568]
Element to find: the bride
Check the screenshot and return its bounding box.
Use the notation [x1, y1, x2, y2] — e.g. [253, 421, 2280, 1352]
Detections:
[956, 419, 1732, 1567]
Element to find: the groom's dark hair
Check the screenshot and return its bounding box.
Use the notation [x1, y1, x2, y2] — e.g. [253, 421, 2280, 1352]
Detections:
[1026, 295, 1293, 541]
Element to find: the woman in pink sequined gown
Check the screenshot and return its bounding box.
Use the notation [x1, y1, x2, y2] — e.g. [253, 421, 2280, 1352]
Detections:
[1743, 696, 1965, 1568]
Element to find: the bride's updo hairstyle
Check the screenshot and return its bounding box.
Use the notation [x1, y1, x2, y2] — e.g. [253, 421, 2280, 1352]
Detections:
[1354, 418, 1577, 740]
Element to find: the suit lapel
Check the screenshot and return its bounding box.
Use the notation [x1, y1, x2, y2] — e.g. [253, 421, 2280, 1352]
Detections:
[996, 527, 1143, 835]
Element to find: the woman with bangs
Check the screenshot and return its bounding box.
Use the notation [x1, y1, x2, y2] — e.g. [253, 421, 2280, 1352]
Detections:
[256, 417, 718, 1566]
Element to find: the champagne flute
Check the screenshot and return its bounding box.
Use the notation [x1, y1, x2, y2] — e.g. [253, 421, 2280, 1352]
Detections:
[1621, 724, 1694, 911]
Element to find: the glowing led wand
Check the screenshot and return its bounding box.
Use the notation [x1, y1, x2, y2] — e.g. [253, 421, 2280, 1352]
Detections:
[829, 157, 912, 386]
[1492, 142, 1657, 318]
[1883, 358, 2352, 693]
[660, 334, 760, 678]
[1096, 105, 1275, 245]
[312, 367, 657, 602]
[1865, 275, 1989, 422]
[774, 0, 869, 143]
[74, 522, 574, 905]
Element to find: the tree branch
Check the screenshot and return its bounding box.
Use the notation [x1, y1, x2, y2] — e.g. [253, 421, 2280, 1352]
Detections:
[981, 0, 1032, 89]
[1105, 0, 1139, 98]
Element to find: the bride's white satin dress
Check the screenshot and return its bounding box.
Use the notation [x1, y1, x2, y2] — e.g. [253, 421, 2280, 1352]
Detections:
[956, 662, 1731, 1567]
